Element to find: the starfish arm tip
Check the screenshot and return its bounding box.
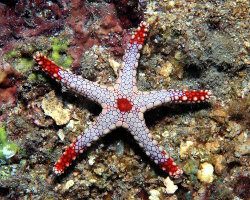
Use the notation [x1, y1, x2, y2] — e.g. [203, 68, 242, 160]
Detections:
[53, 141, 78, 175]
[170, 168, 183, 179]
[173, 90, 213, 103]
[129, 21, 149, 46]
[33, 52, 63, 81]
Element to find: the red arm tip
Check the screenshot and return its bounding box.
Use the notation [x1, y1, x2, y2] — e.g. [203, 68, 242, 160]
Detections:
[34, 52, 63, 81]
[178, 90, 212, 103]
[129, 21, 149, 46]
[53, 141, 79, 175]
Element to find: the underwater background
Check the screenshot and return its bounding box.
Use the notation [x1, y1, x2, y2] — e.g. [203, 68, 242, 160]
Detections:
[0, 0, 249, 199]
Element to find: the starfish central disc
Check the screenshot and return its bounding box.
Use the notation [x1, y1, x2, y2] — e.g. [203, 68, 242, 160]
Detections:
[117, 98, 133, 112]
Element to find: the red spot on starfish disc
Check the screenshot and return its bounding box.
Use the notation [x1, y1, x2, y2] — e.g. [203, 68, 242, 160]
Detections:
[117, 98, 132, 112]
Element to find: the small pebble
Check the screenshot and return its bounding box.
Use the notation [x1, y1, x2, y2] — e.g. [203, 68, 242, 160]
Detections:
[57, 129, 65, 141]
[149, 189, 161, 200]
[64, 180, 74, 191]
[163, 177, 178, 194]
[197, 162, 214, 183]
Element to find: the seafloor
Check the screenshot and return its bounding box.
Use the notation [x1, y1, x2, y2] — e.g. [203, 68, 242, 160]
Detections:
[0, 0, 249, 199]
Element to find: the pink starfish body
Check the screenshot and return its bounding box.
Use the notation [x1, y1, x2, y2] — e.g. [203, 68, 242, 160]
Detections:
[34, 22, 211, 178]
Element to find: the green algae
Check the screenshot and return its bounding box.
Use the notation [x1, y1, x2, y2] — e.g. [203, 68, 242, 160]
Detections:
[27, 73, 46, 84]
[0, 126, 19, 161]
[18, 58, 35, 73]
[2, 48, 20, 60]
[2, 34, 73, 75]
[50, 37, 73, 69]
[2, 47, 35, 73]
[7, 48, 20, 58]
[0, 126, 9, 152]
[183, 159, 199, 175]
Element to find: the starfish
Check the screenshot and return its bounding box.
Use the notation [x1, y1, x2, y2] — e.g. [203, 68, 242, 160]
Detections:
[34, 21, 211, 178]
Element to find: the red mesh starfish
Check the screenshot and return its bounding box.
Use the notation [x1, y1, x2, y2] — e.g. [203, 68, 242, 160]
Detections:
[34, 22, 211, 178]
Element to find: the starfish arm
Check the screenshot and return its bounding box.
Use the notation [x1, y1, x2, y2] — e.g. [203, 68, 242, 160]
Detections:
[53, 110, 120, 175]
[117, 21, 148, 95]
[135, 89, 212, 111]
[126, 116, 183, 178]
[34, 52, 113, 104]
